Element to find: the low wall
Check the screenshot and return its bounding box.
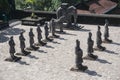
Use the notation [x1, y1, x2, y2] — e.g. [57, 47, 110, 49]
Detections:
[14, 10, 120, 25]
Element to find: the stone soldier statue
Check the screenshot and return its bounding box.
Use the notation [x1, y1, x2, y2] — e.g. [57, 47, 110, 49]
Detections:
[96, 26, 106, 51]
[5, 36, 21, 62]
[44, 23, 49, 39]
[29, 28, 35, 47]
[49, 16, 66, 33]
[18, 32, 31, 55]
[75, 40, 83, 69]
[37, 24, 46, 46]
[29, 28, 39, 50]
[49, 19, 59, 38]
[19, 32, 26, 52]
[84, 32, 98, 60]
[71, 39, 88, 71]
[103, 19, 112, 43]
[67, 6, 77, 27]
[88, 32, 94, 54]
[44, 22, 53, 41]
[58, 16, 65, 33]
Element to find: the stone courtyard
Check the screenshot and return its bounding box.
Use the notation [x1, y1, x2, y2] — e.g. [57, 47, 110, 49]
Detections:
[0, 23, 120, 80]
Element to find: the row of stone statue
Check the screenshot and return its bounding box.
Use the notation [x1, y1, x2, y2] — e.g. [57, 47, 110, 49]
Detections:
[5, 22, 61, 62]
[5, 18, 112, 70]
[71, 19, 113, 72]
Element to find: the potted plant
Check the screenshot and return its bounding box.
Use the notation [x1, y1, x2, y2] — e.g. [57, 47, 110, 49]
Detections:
[25, 0, 38, 19]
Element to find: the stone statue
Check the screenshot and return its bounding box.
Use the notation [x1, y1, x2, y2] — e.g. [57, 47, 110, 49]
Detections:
[56, 3, 71, 27]
[70, 39, 88, 72]
[5, 36, 21, 62]
[44, 23, 49, 39]
[103, 19, 112, 43]
[49, 19, 59, 38]
[49, 16, 66, 33]
[29, 28, 35, 47]
[28, 28, 39, 50]
[56, 3, 84, 29]
[37, 24, 47, 46]
[83, 32, 98, 60]
[96, 26, 106, 51]
[44, 22, 53, 41]
[18, 32, 31, 56]
[56, 3, 68, 20]
[67, 6, 77, 27]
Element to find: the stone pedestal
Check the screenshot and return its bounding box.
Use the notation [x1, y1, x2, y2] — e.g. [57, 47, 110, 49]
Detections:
[21, 17, 45, 26]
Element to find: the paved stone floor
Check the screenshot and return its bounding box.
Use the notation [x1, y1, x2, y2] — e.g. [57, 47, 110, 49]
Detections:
[0, 23, 120, 80]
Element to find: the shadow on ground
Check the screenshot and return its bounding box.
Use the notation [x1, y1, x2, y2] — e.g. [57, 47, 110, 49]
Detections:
[104, 49, 119, 55]
[2, 28, 25, 35]
[27, 54, 39, 59]
[37, 49, 47, 53]
[85, 69, 102, 77]
[0, 27, 25, 43]
[96, 58, 112, 64]
[45, 45, 54, 49]
[57, 37, 68, 40]
[17, 60, 30, 65]
[0, 33, 9, 43]
[111, 42, 120, 46]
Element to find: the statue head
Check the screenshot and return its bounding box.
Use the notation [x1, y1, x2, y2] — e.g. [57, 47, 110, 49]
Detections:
[76, 39, 80, 47]
[10, 36, 13, 40]
[45, 22, 48, 26]
[89, 32, 92, 37]
[30, 28, 33, 32]
[98, 25, 101, 31]
[20, 32, 24, 35]
[37, 25, 42, 32]
[37, 24, 40, 27]
[51, 18, 55, 22]
[61, 3, 69, 9]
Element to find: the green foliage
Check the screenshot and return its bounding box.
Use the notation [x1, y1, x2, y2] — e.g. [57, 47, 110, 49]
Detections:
[51, 0, 62, 11]
[15, 0, 26, 10]
[25, 0, 36, 4]
[15, 0, 81, 11]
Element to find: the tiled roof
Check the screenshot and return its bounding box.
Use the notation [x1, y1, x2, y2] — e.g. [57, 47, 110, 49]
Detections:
[77, 0, 117, 14]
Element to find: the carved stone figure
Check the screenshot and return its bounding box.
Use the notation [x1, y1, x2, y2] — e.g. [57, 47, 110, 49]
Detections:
[56, 3, 68, 20]
[67, 6, 77, 27]
[75, 40, 83, 68]
[103, 19, 112, 43]
[49, 19, 59, 38]
[5, 36, 21, 62]
[28, 28, 39, 50]
[83, 32, 98, 60]
[44, 22, 53, 41]
[71, 40, 88, 72]
[96, 26, 106, 51]
[44, 23, 49, 39]
[37, 24, 47, 46]
[17, 32, 31, 56]
[56, 3, 84, 29]
[29, 28, 35, 47]
[49, 16, 66, 33]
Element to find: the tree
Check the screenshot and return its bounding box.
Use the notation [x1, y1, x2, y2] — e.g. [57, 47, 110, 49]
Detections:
[0, 0, 10, 14]
[15, 0, 83, 11]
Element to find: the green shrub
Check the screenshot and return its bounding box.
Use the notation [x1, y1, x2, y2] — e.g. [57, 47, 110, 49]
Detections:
[15, 0, 82, 11]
